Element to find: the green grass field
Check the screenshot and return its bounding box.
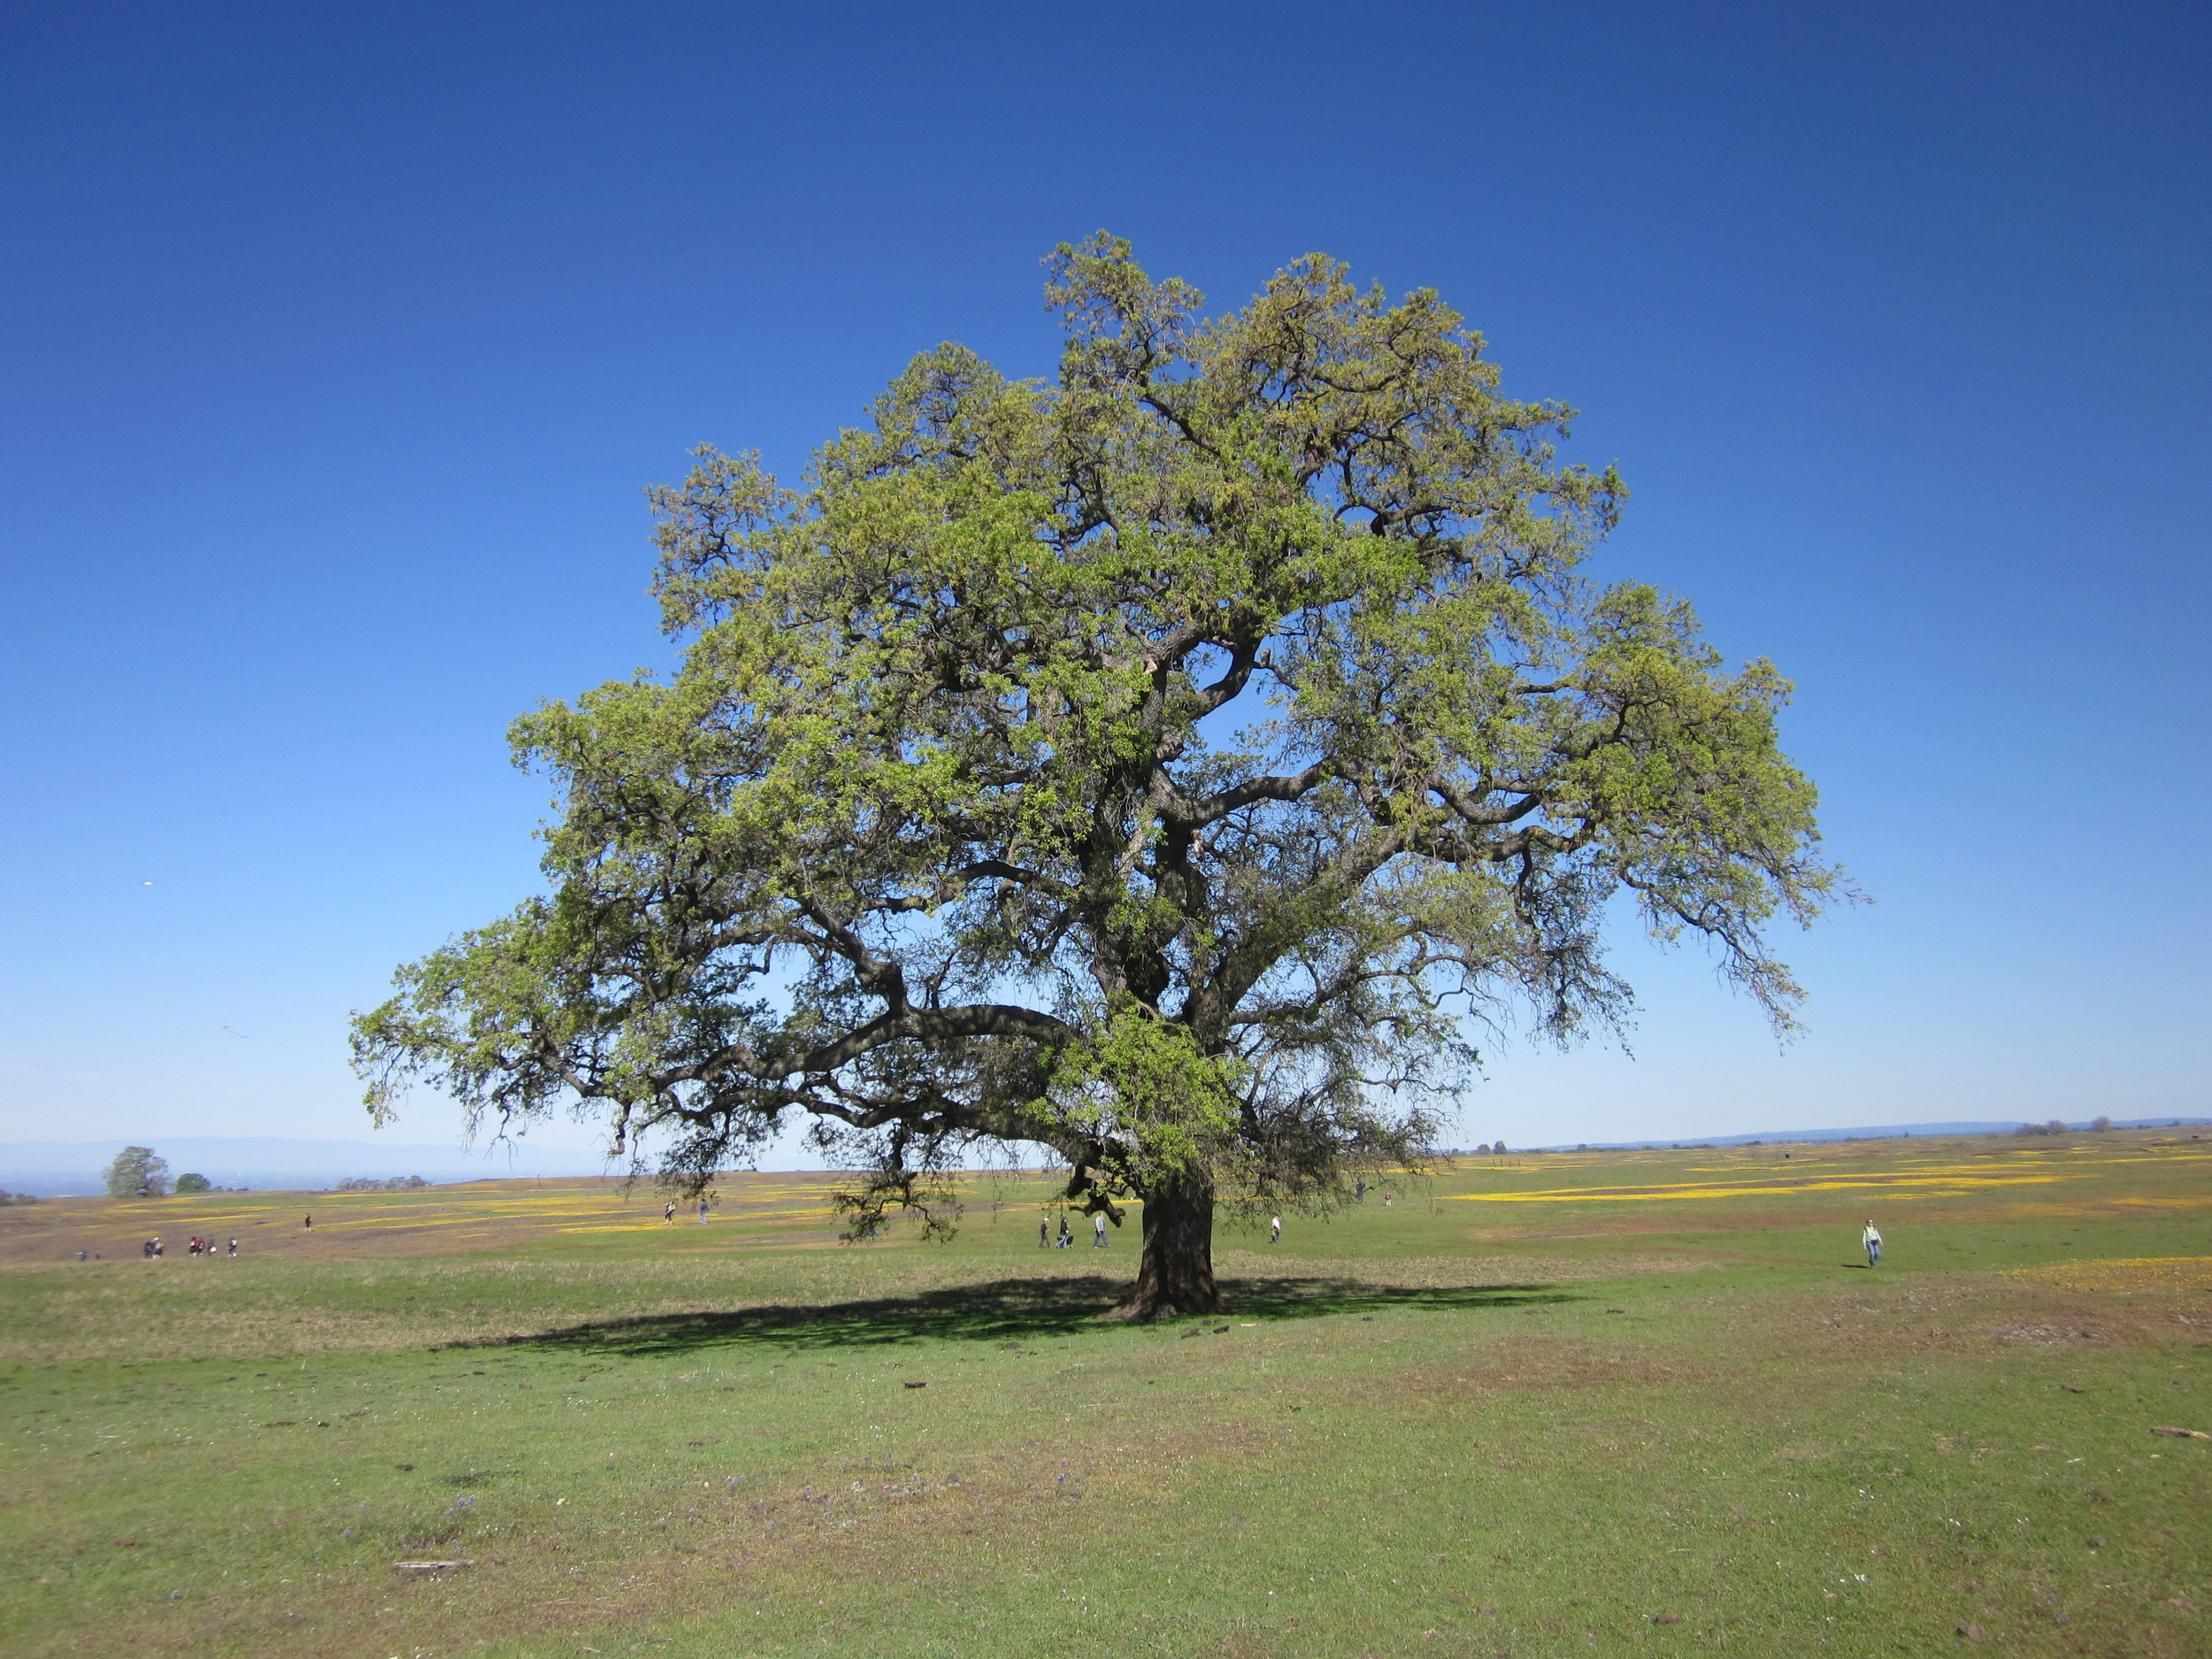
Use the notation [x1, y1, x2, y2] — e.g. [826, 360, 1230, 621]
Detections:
[3, 1132, 2207, 1657]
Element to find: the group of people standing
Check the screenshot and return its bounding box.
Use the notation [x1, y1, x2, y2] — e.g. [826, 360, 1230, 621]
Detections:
[1040, 1213, 1110, 1248]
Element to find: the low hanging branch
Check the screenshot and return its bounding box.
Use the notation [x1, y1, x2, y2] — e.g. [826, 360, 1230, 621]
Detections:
[352, 234, 1850, 1318]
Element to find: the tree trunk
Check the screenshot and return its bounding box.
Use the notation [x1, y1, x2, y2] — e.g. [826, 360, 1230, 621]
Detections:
[1103, 1170, 1226, 1320]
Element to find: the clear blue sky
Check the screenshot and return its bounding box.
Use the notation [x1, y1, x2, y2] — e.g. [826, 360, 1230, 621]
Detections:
[2, 1, 2204, 1161]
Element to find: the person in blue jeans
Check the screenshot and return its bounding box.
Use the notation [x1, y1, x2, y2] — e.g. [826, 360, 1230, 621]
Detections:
[1863, 1219, 1882, 1266]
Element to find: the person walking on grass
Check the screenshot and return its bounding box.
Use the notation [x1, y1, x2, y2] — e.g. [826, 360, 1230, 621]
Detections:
[698, 1195, 710, 1224]
[1093, 1211, 1109, 1248]
[664, 1200, 676, 1225]
[227, 1238, 237, 1256]
[1863, 1218, 1882, 1267]
[1056, 1216, 1071, 1249]
[1039, 1216, 1049, 1248]
[1270, 1215, 1282, 1245]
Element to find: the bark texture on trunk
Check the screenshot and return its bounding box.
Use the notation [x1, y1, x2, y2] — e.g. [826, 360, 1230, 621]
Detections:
[1103, 1171, 1226, 1320]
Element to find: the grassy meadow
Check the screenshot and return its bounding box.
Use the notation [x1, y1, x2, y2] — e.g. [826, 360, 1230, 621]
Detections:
[1, 1131, 2207, 1657]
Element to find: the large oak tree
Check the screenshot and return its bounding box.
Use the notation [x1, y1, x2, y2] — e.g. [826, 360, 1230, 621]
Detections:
[352, 236, 1845, 1318]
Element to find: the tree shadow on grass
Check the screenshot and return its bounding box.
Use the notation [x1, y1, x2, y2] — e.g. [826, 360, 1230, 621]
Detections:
[481, 1274, 1582, 1359]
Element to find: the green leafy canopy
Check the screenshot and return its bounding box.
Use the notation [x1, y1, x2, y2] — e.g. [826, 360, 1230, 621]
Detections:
[104, 1146, 169, 1199]
[351, 234, 1848, 1240]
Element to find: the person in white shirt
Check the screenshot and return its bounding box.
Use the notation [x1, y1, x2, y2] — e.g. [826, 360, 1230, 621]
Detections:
[1862, 1219, 1882, 1266]
[1092, 1212, 1108, 1248]
[1270, 1215, 1282, 1244]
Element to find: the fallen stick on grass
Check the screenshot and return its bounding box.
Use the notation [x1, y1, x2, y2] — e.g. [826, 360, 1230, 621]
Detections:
[2149, 1426, 2209, 1440]
[391, 1560, 475, 1571]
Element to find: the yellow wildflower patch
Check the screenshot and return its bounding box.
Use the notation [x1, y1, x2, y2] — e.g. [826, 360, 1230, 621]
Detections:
[1452, 1173, 2067, 1203]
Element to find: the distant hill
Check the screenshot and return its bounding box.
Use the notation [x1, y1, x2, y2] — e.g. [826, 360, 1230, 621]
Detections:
[0, 1136, 626, 1197]
[1523, 1117, 2211, 1152]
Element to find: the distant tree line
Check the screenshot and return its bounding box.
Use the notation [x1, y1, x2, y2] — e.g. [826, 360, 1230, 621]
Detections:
[100, 1149, 243, 1196]
[0, 1188, 39, 1206]
[93, 1149, 433, 1197]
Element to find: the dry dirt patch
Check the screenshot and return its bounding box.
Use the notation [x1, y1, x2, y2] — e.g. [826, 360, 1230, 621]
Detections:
[2004, 1256, 2212, 1294]
[1381, 1334, 1712, 1402]
[1710, 1271, 2212, 1363]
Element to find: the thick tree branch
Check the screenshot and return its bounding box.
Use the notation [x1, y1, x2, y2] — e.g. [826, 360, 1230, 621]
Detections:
[1182, 759, 1335, 826]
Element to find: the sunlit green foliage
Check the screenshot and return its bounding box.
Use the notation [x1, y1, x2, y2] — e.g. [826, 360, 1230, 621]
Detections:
[102, 1147, 167, 1199]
